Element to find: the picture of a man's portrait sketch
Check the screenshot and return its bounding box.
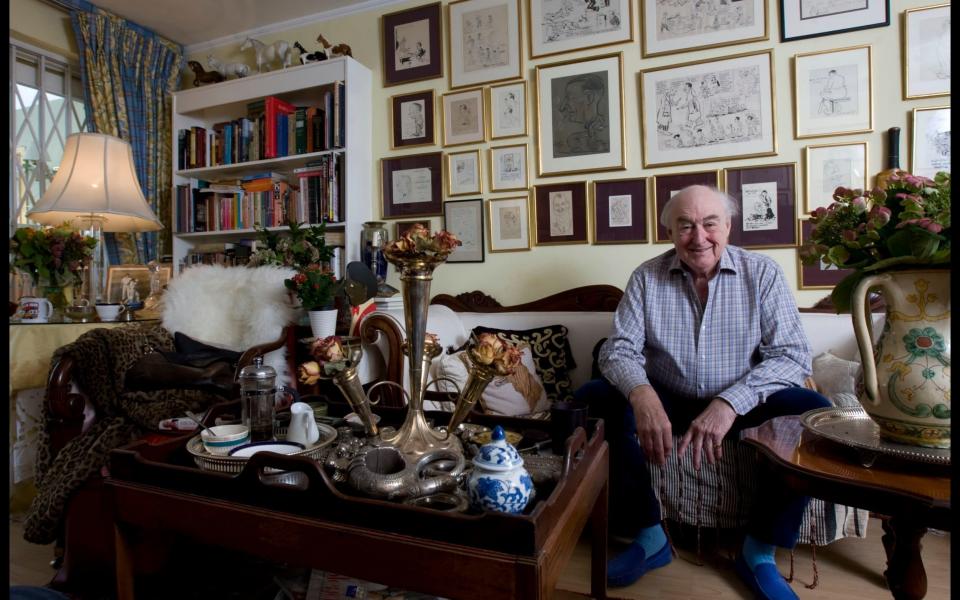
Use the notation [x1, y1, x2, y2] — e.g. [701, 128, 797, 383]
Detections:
[551, 71, 610, 157]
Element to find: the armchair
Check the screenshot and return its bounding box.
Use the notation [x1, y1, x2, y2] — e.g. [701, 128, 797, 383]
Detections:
[25, 264, 299, 592]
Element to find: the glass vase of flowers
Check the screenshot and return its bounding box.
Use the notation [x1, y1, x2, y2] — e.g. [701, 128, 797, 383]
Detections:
[9, 223, 97, 318]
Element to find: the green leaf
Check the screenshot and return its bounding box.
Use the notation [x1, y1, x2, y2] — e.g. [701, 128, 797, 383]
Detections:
[885, 228, 942, 261]
[829, 272, 866, 314]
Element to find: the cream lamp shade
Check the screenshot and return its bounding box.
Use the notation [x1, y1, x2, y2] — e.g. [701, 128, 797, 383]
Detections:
[27, 132, 163, 231]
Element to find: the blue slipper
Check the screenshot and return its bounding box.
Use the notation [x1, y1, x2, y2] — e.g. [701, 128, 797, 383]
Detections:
[607, 540, 672, 588]
[734, 553, 799, 600]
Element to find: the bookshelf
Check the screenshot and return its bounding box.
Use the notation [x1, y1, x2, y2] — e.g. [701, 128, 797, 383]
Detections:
[170, 57, 372, 272]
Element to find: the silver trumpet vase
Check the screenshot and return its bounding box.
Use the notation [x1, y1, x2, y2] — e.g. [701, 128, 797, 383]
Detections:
[443, 358, 497, 439]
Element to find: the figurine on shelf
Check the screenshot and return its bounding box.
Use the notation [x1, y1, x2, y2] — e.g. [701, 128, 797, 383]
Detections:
[187, 60, 224, 86]
[240, 37, 295, 72]
[293, 41, 326, 64]
[316, 33, 352, 58]
[206, 55, 251, 79]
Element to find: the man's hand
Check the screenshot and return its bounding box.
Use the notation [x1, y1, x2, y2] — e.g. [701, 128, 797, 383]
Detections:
[677, 398, 737, 470]
[628, 385, 672, 466]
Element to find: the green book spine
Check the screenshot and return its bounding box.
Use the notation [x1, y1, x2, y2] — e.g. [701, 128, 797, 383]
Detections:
[295, 107, 307, 155]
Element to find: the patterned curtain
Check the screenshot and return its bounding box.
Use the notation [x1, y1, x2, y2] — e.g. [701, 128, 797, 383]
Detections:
[70, 4, 183, 264]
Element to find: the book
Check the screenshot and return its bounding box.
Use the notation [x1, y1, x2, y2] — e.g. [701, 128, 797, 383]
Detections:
[263, 96, 297, 159]
[294, 107, 307, 155]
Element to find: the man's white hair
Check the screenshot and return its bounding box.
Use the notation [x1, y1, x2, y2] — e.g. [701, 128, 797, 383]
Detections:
[659, 185, 739, 228]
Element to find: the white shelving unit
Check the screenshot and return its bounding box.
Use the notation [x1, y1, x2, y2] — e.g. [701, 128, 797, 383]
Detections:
[170, 57, 372, 271]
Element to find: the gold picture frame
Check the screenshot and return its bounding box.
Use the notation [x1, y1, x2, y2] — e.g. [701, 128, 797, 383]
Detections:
[910, 106, 951, 179]
[446, 149, 483, 196]
[639, 49, 777, 169]
[487, 80, 527, 140]
[105, 264, 172, 305]
[447, 0, 523, 89]
[390, 89, 437, 150]
[534, 52, 626, 177]
[650, 169, 722, 242]
[902, 3, 951, 100]
[803, 141, 868, 214]
[488, 143, 528, 192]
[792, 45, 873, 140]
[640, 0, 768, 58]
[441, 87, 486, 147]
[528, 0, 634, 59]
[487, 195, 531, 252]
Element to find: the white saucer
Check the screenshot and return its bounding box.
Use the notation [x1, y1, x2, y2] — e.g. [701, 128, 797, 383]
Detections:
[228, 441, 305, 457]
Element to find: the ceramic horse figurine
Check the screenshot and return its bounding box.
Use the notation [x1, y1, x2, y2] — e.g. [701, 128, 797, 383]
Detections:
[206, 55, 251, 79]
[187, 60, 224, 86]
[240, 37, 294, 72]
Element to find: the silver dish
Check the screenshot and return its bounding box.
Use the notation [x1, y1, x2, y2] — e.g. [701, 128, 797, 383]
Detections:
[800, 407, 951, 467]
[187, 421, 337, 474]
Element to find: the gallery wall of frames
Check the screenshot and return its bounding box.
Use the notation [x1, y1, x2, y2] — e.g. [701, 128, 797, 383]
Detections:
[194, 0, 950, 307]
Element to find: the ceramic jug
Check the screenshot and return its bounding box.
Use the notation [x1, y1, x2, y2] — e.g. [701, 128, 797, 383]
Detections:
[851, 269, 950, 449]
[286, 402, 320, 447]
[467, 425, 534, 514]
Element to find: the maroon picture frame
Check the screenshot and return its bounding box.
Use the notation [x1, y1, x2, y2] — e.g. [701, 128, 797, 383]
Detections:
[395, 219, 431, 239]
[532, 181, 588, 245]
[592, 178, 648, 244]
[724, 163, 798, 249]
[380, 152, 443, 219]
[798, 219, 854, 288]
[652, 170, 721, 242]
[391, 90, 436, 149]
[381, 2, 443, 87]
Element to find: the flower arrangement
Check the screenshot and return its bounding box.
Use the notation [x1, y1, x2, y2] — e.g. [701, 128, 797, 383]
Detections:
[383, 224, 461, 261]
[250, 220, 335, 270]
[299, 335, 355, 383]
[467, 332, 522, 376]
[284, 264, 341, 310]
[9, 223, 98, 287]
[799, 171, 950, 312]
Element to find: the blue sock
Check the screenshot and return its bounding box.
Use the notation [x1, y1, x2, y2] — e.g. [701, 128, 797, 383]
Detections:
[742, 534, 776, 569]
[634, 523, 667, 555]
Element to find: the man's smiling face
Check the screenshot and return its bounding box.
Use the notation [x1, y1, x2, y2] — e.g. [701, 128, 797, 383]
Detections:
[667, 186, 731, 279]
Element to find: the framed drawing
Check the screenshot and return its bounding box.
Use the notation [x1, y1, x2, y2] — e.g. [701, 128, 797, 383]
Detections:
[396, 219, 432, 239]
[804, 142, 867, 213]
[903, 4, 951, 99]
[641, 0, 767, 58]
[651, 170, 721, 242]
[723, 162, 798, 249]
[488, 196, 531, 252]
[528, 0, 634, 59]
[639, 50, 777, 169]
[447, 0, 522, 89]
[390, 90, 436, 149]
[380, 152, 443, 219]
[442, 88, 486, 147]
[532, 181, 589, 245]
[592, 178, 648, 244]
[798, 220, 854, 288]
[780, 0, 890, 42]
[911, 106, 951, 179]
[443, 198, 485, 262]
[488, 80, 527, 139]
[489, 144, 528, 192]
[381, 2, 443, 87]
[105, 264, 172, 305]
[535, 52, 626, 176]
[793, 45, 872, 139]
[446, 149, 482, 196]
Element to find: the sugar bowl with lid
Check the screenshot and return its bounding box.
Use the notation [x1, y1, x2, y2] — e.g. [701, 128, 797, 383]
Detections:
[467, 425, 534, 514]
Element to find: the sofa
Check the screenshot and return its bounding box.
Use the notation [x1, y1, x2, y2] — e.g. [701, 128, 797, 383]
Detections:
[359, 284, 886, 548]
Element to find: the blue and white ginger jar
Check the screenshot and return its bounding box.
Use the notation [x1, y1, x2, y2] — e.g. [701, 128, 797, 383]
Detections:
[467, 425, 534, 514]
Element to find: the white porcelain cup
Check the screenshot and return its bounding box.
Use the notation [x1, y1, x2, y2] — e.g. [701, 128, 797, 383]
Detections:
[95, 302, 127, 322]
[19, 296, 54, 323]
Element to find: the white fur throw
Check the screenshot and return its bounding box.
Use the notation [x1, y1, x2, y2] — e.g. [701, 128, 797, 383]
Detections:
[161, 264, 299, 386]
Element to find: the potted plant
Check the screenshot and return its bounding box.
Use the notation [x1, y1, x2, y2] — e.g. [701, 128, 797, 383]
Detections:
[9, 223, 98, 317]
[799, 171, 950, 448]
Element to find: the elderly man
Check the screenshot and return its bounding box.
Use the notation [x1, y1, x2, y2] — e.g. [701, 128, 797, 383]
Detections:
[575, 185, 829, 599]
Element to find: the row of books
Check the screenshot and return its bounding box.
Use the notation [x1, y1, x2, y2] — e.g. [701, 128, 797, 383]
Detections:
[295, 154, 344, 225]
[176, 82, 346, 170]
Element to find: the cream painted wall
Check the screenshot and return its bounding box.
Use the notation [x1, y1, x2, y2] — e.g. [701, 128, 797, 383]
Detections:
[186, 0, 949, 308]
[10, 0, 79, 60]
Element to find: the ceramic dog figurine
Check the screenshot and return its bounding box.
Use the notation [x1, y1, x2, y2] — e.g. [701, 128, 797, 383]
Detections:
[206, 55, 250, 79]
[293, 41, 326, 64]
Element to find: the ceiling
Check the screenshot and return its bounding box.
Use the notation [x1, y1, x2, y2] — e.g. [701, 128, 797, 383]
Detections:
[91, 0, 399, 50]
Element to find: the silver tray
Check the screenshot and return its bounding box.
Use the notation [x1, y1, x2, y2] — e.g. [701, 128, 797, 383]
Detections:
[800, 407, 951, 467]
[187, 421, 338, 474]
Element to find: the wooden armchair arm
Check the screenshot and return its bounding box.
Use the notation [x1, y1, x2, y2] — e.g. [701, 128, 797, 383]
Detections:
[235, 326, 292, 380]
[360, 314, 406, 408]
[45, 354, 87, 458]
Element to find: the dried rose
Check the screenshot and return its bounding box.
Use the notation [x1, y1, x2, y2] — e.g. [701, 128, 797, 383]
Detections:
[298, 361, 322, 386]
[311, 335, 345, 363]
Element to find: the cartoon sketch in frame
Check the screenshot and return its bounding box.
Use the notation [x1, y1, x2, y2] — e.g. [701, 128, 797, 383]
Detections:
[811, 66, 855, 117]
[499, 205, 522, 239]
[821, 158, 852, 194]
[741, 181, 778, 232]
[654, 66, 763, 153]
[498, 89, 522, 130]
[499, 151, 522, 183]
[453, 154, 478, 188]
[655, 0, 755, 40]
[451, 98, 480, 136]
[799, 0, 867, 19]
[551, 71, 611, 157]
[915, 109, 951, 177]
[400, 99, 426, 140]
[392, 168, 433, 204]
[608, 194, 633, 228]
[541, 0, 624, 43]
[548, 190, 574, 236]
[445, 199, 484, 262]
[462, 5, 510, 73]
[394, 18, 432, 71]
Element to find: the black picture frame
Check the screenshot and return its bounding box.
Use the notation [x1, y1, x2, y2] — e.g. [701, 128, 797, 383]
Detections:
[592, 178, 648, 244]
[532, 181, 588, 245]
[380, 152, 443, 219]
[780, 0, 890, 42]
[443, 198, 485, 262]
[652, 170, 721, 243]
[381, 2, 444, 87]
[391, 90, 436, 150]
[724, 163, 798, 249]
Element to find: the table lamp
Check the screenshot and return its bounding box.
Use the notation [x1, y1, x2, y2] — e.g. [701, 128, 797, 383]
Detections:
[26, 132, 163, 304]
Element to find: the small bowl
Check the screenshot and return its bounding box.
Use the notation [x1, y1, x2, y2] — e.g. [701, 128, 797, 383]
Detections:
[200, 424, 250, 456]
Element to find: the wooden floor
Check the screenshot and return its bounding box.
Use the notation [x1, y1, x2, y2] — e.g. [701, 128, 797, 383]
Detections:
[10, 516, 950, 599]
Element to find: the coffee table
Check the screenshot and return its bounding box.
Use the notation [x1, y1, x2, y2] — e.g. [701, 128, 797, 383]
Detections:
[106, 413, 609, 600]
[741, 415, 950, 600]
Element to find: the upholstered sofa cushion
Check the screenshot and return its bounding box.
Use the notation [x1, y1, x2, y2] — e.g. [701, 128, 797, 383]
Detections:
[472, 324, 576, 404]
[434, 344, 549, 417]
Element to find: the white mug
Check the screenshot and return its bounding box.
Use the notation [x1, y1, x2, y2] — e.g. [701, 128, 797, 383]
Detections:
[286, 402, 320, 447]
[19, 296, 54, 323]
[95, 302, 127, 322]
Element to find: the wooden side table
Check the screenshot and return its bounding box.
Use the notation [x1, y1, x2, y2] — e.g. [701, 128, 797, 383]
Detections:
[741, 416, 950, 600]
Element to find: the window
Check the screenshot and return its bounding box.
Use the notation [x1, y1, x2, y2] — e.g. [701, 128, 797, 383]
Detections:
[10, 41, 89, 237]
